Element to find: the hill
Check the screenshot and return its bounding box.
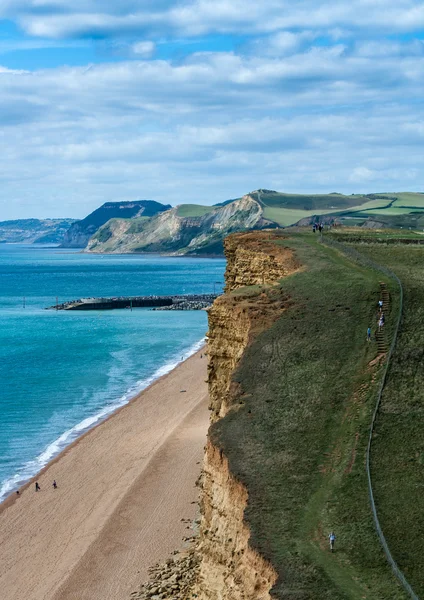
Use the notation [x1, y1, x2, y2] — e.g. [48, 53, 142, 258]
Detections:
[133, 229, 424, 599]
[64, 189, 424, 254]
[0, 218, 76, 244]
[86, 194, 275, 255]
[292, 192, 424, 228]
[61, 200, 171, 248]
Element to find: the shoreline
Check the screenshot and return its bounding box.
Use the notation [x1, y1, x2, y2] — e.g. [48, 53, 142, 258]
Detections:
[0, 338, 205, 507]
[0, 347, 209, 599]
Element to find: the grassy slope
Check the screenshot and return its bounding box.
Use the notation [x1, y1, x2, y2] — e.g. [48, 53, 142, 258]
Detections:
[257, 192, 424, 227]
[211, 232, 408, 599]
[255, 193, 421, 227]
[350, 241, 424, 596]
[175, 204, 215, 217]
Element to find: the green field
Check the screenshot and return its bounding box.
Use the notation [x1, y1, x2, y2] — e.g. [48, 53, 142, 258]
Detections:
[252, 191, 424, 227]
[175, 204, 215, 217]
[211, 232, 414, 599]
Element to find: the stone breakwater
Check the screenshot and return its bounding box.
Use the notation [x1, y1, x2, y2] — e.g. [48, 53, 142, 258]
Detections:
[47, 294, 218, 311]
[153, 300, 212, 311]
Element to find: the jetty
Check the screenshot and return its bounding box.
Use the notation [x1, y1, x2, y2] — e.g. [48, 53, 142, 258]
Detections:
[47, 294, 218, 311]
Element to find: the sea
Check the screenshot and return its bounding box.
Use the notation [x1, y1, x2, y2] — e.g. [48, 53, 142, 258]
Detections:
[0, 244, 226, 502]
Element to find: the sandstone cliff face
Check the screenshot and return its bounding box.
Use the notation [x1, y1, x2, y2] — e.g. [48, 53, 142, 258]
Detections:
[195, 232, 299, 600]
[196, 442, 277, 600]
[224, 232, 300, 291]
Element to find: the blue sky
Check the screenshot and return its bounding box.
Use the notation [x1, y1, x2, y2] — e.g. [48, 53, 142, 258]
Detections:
[0, 1, 424, 219]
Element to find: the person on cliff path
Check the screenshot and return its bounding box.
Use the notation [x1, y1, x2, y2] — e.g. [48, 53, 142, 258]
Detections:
[329, 532, 336, 552]
[367, 327, 371, 342]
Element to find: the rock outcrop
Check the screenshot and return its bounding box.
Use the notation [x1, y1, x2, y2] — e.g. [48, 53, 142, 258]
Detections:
[61, 200, 170, 248]
[87, 195, 277, 255]
[0, 218, 75, 244]
[130, 231, 299, 600]
[224, 232, 300, 291]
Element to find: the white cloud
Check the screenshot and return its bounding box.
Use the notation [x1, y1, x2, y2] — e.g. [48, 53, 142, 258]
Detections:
[131, 41, 155, 57]
[349, 167, 376, 183]
[0, 2, 423, 218]
[2, 1, 424, 39]
[0, 41, 423, 218]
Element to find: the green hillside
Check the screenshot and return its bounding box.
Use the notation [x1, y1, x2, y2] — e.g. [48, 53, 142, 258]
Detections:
[328, 231, 424, 595]
[211, 230, 424, 598]
[243, 190, 424, 228]
[175, 204, 215, 217]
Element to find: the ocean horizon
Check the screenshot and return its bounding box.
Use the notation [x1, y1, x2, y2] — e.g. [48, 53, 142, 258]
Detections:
[0, 244, 225, 502]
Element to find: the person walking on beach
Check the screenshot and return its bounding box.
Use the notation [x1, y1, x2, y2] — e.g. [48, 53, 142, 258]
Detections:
[367, 327, 371, 342]
[35, 482, 40, 492]
[329, 531, 336, 552]
[53, 480, 57, 489]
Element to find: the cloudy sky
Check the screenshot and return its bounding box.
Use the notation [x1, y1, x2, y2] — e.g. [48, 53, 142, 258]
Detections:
[0, 1, 424, 219]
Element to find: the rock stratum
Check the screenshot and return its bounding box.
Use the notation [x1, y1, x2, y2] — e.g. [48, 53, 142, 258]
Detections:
[86, 195, 276, 255]
[132, 231, 299, 600]
[61, 200, 171, 248]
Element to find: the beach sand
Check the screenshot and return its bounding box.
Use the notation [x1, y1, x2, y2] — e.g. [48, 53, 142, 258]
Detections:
[0, 349, 209, 600]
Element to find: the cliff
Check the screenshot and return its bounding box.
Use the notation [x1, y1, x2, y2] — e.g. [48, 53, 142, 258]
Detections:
[133, 229, 409, 599]
[223, 233, 301, 291]
[61, 200, 170, 248]
[194, 232, 298, 599]
[86, 195, 276, 255]
[0, 218, 75, 244]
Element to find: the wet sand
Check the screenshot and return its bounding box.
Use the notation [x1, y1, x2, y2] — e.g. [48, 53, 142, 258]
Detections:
[0, 350, 209, 600]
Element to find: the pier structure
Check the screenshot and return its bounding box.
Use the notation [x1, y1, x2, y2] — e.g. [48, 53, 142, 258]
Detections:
[48, 294, 218, 311]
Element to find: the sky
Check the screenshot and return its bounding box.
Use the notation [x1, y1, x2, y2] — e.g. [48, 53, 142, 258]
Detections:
[0, 1, 424, 219]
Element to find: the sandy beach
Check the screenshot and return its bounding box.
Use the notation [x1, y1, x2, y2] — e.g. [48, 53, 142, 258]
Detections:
[0, 349, 209, 600]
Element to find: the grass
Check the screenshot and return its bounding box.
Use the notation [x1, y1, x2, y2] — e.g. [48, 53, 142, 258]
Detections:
[262, 207, 331, 226]
[175, 204, 215, 217]
[211, 232, 408, 599]
[391, 192, 424, 208]
[360, 207, 424, 216]
[350, 242, 424, 596]
[260, 197, 415, 228]
[328, 229, 424, 242]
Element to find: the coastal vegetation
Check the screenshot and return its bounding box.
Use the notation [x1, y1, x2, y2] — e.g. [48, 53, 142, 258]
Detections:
[4, 191, 424, 251]
[333, 234, 424, 595]
[187, 229, 424, 600]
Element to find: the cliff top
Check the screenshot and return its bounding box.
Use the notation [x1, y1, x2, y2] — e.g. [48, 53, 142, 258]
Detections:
[206, 229, 420, 598]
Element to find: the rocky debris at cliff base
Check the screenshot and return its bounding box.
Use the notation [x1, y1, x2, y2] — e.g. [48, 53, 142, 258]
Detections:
[131, 547, 200, 600]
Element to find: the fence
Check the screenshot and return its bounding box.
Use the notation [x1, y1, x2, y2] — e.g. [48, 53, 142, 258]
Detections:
[321, 236, 419, 600]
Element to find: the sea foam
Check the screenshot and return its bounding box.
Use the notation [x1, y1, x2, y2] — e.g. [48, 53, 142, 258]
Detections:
[0, 338, 205, 503]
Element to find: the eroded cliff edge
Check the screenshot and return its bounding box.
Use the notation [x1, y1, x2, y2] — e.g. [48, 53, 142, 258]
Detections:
[195, 232, 299, 600]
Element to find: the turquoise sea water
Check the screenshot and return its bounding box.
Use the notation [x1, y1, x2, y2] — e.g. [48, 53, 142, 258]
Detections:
[0, 245, 225, 501]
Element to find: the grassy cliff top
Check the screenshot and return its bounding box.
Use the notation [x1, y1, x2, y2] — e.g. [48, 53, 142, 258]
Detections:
[210, 229, 423, 599]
